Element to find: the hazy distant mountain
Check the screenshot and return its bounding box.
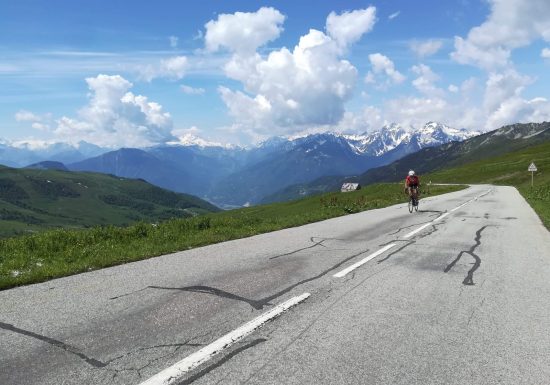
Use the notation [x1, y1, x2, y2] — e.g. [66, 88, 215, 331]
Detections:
[0, 140, 107, 167]
[25, 161, 68, 171]
[68, 148, 202, 195]
[3, 122, 479, 207]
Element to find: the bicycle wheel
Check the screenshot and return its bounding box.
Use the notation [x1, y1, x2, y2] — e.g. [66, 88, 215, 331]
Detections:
[408, 197, 413, 213]
[414, 197, 419, 211]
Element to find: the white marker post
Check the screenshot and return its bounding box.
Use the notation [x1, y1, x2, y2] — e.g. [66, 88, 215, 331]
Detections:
[528, 162, 537, 187]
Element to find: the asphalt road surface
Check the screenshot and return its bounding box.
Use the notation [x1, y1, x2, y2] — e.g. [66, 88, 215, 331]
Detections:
[1, 185, 549, 385]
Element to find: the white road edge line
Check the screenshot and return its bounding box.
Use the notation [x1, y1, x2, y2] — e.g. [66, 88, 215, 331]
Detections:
[333, 243, 396, 278]
[138, 293, 311, 385]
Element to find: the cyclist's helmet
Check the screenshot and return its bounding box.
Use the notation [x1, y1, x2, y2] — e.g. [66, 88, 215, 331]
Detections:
[408, 170, 415, 176]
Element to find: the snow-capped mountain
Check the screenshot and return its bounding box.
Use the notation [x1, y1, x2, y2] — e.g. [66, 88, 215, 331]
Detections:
[167, 133, 240, 150]
[344, 122, 479, 157]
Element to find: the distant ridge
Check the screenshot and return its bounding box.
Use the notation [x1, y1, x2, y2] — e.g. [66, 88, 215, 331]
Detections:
[25, 161, 68, 171]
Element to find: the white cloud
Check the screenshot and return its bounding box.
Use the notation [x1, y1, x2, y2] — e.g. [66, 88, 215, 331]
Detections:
[410, 39, 443, 58]
[181, 85, 205, 95]
[169, 36, 179, 48]
[207, 8, 376, 136]
[53, 74, 174, 147]
[542, 48, 550, 58]
[388, 11, 400, 20]
[368, 53, 405, 85]
[139, 56, 188, 82]
[364, 71, 376, 84]
[385, 97, 451, 128]
[204, 7, 285, 53]
[451, 0, 550, 69]
[448, 84, 459, 93]
[411, 64, 444, 96]
[326, 7, 377, 49]
[31, 122, 50, 131]
[483, 70, 532, 113]
[15, 110, 41, 122]
[15, 110, 52, 131]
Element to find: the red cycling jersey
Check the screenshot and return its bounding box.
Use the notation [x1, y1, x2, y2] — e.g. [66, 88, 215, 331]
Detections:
[405, 175, 419, 187]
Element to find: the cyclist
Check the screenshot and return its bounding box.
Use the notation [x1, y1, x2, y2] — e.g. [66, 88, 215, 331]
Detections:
[404, 170, 420, 201]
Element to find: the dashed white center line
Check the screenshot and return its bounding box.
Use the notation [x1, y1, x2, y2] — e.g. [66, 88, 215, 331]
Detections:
[333, 243, 396, 278]
[403, 223, 433, 239]
[433, 212, 450, 222]
[138, 293, 310, 385]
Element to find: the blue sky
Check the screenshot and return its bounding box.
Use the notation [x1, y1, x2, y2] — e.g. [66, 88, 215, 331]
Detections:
[1, 0, 550, 147]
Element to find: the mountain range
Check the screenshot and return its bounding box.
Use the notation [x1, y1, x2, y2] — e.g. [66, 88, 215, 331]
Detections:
[265, 121, 550, 202]
[2, 122, 478, 207]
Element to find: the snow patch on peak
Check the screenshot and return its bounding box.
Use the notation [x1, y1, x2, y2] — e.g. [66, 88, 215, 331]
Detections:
[168, 133, 237, 149]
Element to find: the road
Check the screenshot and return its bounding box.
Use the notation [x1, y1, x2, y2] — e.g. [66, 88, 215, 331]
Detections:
[1, 185, 549, 385]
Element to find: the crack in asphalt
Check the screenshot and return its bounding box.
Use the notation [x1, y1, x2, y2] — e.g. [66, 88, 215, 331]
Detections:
[0, 320, 205, 372]
[388, 220, 433, 236]
[0, 321, 107, 368]
[377, 241, 416, 263]
[150, 285, 266, 310]
[176, 338, 267, 385]
[269, 237, 328, 260]
[148, 248, 371, 310]
[467, 298, 486, 327]
[106, 340, 202, 379]
[104, 338, 207, 380]
[444, 226, 489, 285]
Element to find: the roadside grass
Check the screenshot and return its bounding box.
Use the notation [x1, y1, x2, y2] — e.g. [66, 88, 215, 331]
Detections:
[0, 183, 465, 290]
[428, 140, 550, 229]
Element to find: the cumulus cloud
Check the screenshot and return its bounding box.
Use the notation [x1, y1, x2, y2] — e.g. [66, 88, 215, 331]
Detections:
[326, 7, 377, 49]
[53, 74, 174, 147]
[368, 53, 405, 85]
[410, 39, 443, 58]
[204, 7, 285, 53]
[15, 110, 42, 122]
[206, 8, 376, 136]
[181, 85, 205, 95]
[411, 64, 444, 96]
[542, 48, 550, 58]
[451, 0, 550, 69]
[15, 110, 52, 131]
[140, 56, 188, 82]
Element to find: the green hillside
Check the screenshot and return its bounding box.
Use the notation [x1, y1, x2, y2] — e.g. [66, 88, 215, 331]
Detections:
[0, 166, 219, 237]
[0, 183, 464, 289]
[427, 141, 550, 228]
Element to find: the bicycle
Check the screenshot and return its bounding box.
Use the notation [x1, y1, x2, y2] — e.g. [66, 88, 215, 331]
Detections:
[408, 187, 419, 213]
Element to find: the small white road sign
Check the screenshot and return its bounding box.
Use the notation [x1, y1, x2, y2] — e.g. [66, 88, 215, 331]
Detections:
[528, 162, 537, 172]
